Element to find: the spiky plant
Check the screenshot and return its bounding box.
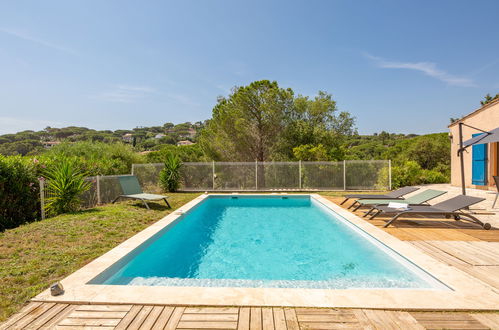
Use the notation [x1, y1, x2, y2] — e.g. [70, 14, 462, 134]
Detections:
[159, 153, 182, 192]
[44, 158, 91, 216]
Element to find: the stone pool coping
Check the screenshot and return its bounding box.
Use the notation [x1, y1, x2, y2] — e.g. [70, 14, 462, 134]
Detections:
[33, 194, 499, 310]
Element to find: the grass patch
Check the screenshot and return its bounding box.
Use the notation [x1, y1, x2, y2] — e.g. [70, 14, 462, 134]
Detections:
[0, 192, 200, 321]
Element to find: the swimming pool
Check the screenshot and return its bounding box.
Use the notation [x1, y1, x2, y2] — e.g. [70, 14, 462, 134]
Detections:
[90, 195, 447, 290]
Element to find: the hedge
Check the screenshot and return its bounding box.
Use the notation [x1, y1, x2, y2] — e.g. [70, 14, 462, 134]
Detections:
[0, 155, 40, 230]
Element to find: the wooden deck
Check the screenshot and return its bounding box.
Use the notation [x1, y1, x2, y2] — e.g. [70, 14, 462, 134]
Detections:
[325, 196, 499, 242]
[326, 196, 499, 294]
[2, 196, 499, 329]
[2, 302, 499, 330]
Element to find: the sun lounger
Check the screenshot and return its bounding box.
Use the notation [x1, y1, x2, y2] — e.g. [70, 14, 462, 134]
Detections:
[341, 186, 419, 207]
[356, 189, 446, 213]
[372, 195, 491, 229]
[112, 175, 171, 209]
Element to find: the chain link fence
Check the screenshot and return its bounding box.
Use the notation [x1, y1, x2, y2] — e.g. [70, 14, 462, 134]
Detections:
[39, 160, 390, 218]
[132, 160, 391, 192]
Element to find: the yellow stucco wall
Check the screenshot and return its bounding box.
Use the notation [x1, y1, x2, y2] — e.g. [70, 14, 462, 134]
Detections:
[449, 100, 499, 190]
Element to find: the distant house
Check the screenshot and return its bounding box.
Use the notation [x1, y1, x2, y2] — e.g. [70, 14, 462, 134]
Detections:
[154, 133, 166, 139]
[179, 127, 196, 139]
[42, 141, 60, 149]
[177, 140, 194, 146]
[122, 133, 133, 143]
[449, 99, 499, 190]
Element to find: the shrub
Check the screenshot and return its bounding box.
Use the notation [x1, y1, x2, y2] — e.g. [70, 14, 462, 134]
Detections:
[159, 153, 182, 192]
[146, 144, 205, 163]
[391, 160, 450, 188]
[0, 155, 40, 230]
[43, 158, 91, 216]
[41, 141, 144, 175]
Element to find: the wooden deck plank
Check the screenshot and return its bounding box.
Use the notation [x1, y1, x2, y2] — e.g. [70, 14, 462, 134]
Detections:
[164, 307, 185, 330]
[471, 313, 499, 329]
[261, 308, 274, 330]
[351, 310, 375, 330]
[389, 311, 425, 330]
[296, 314, 358, 323]
[176, 321, 238, 329]
[432, 241, 499, 265]
[139, 306, 164, 329]
[237, 308, 250, 330]
[114, 305, 143, 330]
[184, 307, 239, 314]
[250, 308, 262, 330]
[58, 317, 121, 326]
[295, 308, 355, 316]
[411, 312, 489, 330]
[67, 310, 128, 319]
[283, 308, 299, 330]
[465, 241, 499, 257]
[127, 305, 153, 329]
[361, 310, 399, 330]
[297, 322, 365, 329]
[9, 302, 56, 329]
[38, 304, 76, 330]
[25, 303, 68, 329]
[151, 306, 174, 330]
[182, 314, 239, 322]
[272, 308, 286, 330]
[74, 304, 133, 312]
[55, 326, 115, 330]
[0, 302, 43, 330]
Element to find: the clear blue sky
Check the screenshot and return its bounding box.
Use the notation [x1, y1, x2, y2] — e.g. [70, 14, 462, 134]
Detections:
[1, 0, 498, 135]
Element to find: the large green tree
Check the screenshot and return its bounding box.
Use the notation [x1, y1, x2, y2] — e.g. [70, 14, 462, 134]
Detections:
[200, 81, 356, 162]
[200, 80, 294, 161]
[275, 91, 356, 160]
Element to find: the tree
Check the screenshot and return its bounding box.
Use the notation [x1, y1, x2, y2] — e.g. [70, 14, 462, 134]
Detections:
[379, 131, 390, 145]
[200, 82, 356, 162]
[274, 91, 356, 160]
[200, 80, 294, 161]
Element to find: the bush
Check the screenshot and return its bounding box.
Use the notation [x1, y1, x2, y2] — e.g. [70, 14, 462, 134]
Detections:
[146, 144, 205, 163]
[159, 153, 182, 192]
[43, 158, 91, 216]
[391, 160, 449, 188]
[41, 141, 144, 175]
[0, 155, 40, 230]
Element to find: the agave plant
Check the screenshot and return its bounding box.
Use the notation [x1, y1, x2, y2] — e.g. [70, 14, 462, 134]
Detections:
[43, 158, 91, 216]
[159, 153, 182, 192]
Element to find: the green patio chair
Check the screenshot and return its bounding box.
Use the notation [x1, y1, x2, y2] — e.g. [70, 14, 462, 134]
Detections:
[112, 175, 171, 209]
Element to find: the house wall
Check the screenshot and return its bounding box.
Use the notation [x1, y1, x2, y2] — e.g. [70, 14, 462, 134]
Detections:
[449, 100, 499, 190]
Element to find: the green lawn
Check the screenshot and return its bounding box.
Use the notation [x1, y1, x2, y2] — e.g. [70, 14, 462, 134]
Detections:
[0, 193, 200, 322]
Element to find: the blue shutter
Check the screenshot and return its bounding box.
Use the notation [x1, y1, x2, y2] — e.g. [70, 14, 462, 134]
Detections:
[471, 133, 488, 185]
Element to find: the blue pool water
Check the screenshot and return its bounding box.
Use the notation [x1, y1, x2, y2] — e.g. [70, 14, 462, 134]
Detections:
[90, 195, 446, 289]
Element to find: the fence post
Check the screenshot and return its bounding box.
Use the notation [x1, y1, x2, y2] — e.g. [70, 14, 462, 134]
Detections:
[131, 164, 135, 175]
[343, 160, 346, 191]
[388, 160, 392, 190]
[39, 178, 45, 220]
[298, 160, 302, 190]
[212, 161, 215, 190]
[255, 160, 258, 190]
[96, 175, 101, 205]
